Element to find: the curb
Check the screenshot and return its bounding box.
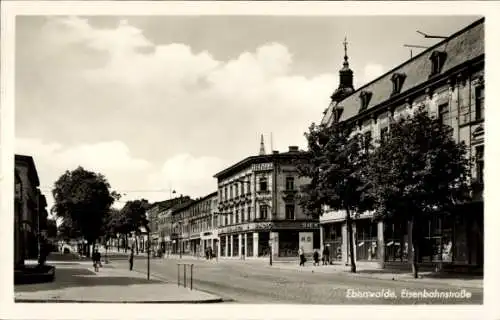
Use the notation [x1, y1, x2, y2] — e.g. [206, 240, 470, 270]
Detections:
[14, 298, 224, 303]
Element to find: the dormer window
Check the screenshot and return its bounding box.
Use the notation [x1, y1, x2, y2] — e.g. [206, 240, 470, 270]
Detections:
[333, 106, 344, 122]
[391, 72, 406, 96]
[359, 91, 372, 112]
[429, 51, 447, 76]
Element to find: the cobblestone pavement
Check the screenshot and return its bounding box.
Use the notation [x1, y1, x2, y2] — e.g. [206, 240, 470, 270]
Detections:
[109, 256, 483, 304]
[15, 257, 222, 303]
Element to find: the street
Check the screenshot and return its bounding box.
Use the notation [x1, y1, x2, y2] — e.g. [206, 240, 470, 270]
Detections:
[110, 256, 483, 304]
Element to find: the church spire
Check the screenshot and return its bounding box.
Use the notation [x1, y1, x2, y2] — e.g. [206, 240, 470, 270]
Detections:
[331, 36, 355, 102]
[343, 36, 349, 69]
[259, 134, 266, 155]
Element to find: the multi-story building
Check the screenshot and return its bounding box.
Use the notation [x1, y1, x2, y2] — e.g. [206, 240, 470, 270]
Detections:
[320, 18, 484, 270]
[146, 196, 192, 253]
[14, 155, 48, 268]
[213, 141, 320, 260]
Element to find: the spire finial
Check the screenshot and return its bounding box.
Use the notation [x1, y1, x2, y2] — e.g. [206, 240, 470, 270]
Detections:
[259, 134, 266, 155]
[343, 36, 349, 66]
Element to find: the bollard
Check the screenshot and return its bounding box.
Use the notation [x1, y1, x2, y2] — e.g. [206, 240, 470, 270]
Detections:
[190, 264, 193, 290]
[183, 264, 187, 288]
[177, 264, 180, 287]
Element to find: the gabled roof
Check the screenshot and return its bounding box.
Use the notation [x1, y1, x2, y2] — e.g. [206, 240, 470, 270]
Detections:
[15, 154, 40, 187]
[323, 18, 484, 125]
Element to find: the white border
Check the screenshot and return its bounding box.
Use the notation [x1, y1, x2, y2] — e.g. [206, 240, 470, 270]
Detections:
[1, 2, 499, 320]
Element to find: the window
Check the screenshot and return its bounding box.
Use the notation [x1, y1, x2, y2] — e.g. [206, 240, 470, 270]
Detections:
[430, 51, 447, 76]
[391, 73, 406, 96]
[475, 85, 484, 121]
[230, 185, 233, 199]
[438, 103, 450, 126]
[259, 205, 268, 220]
[380, 127, 389, 144]
[359, 90, 373, 112]
[248, 206, 252, 221]
[285, 204, 295, 220]
[235, 183, 239, 197]
[259, 177, 268, 192]
[235, 210, 239, 224]
[241, 182, 245, 195]
[285, 177, 295, 191]
[363, 131, 372, 152]
[224, 187, 228, 201]
[476, 145, 484, 184]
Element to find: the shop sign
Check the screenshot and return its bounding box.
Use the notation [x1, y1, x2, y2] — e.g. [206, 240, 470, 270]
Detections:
[218, 222, 273, 234]
[252, 163, 273, 171]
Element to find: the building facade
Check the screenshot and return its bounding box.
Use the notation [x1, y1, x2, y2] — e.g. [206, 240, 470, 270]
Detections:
[320, 19, 484, 270]
[14, 155, 48, 268]
[214, 145, 320, 260]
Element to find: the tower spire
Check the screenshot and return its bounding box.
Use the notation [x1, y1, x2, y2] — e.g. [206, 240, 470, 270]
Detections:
[259, 134, 266, 155]
[343, 36, 349, 68]
[330, 36, 355, 102]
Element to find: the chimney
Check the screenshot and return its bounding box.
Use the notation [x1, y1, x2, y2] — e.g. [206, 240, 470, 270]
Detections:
[288, 146, 299, 152]
[259, 134, 266, 155]
[272, 150, 279, 154]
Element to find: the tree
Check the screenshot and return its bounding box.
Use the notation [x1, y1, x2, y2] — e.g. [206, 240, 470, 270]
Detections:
[297, 122, 373, 273]
[365, 107, 470, 278]
[118, 199, 150, 252]
[52, 167, 118, 250]
[46, 218, 58, 239]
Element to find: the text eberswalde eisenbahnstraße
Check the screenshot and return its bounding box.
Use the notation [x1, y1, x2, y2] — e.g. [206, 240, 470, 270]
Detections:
[346, 288, 473, 300]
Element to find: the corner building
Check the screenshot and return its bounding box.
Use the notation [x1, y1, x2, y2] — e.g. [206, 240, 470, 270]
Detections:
[320, 19, 484, 271]
[214, 145, 320, 260]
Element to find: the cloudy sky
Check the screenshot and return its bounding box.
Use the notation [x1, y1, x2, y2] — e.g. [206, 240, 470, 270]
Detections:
[15, 15, 480, 210]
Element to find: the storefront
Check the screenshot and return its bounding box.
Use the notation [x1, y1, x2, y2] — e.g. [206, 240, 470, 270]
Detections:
[217, 221, 319, 259]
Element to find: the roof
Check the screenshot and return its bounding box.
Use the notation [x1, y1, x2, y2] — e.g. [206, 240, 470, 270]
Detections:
[15, 154, 40, 187]
[213, 151, 309, 180]
[323, 18, 484, 125]
[171, 200, 196, 214]
[148, 196, 192, 212]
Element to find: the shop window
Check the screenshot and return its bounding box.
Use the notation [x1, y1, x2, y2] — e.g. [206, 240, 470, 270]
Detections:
[285, 177, 295, 191]
[475, 85, 484, 121]
[259, 177, 268, 192]
[356, 220, 378, 261]
[285, 204, 295, 220]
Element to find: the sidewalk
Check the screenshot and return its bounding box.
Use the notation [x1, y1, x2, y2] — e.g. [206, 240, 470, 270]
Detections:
[265, 261, 484, 289]
[158, 254, 483, 289]
[15, 258, 223, 303]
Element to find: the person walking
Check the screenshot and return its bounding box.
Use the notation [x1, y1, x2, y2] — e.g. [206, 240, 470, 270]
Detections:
[313, 249, 320, 266]
[129, 247, 134, 271]
[322, 245, 330, 265]
[298, 247, 306, 266]
[92, 248, 102, 272]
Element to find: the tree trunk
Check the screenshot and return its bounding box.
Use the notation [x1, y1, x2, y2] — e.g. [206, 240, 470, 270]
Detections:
[411, 217, 419, 278]
[125, 236, 128, 252]
[346, 208, 357, 273]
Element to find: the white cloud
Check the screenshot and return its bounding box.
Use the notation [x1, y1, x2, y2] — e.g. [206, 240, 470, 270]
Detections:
[147, 154, 228, 200]
[358, 63, 385, 87]
[15, 138, 152, 210]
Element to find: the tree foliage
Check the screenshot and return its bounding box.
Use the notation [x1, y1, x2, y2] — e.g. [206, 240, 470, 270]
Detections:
[118, 199, 150, 235]
[52, 166, 118, 244]
[297, 122, 373, 272]
[365, 107, 470, 277]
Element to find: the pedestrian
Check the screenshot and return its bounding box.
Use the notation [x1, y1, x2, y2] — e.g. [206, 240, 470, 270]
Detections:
[209, 247, 213, 260]
[129, 247, 134, 271]
[92, 248, 102, 272]
[205, 248, 209, 260]
[298, 247, 306, 266]
[313, 249, 320, 266]
[322, 245, 330, 265]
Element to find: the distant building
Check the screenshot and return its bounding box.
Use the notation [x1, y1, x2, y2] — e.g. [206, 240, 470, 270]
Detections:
[14, 155, 47, 268]
[213, 144, 320, 260]
[320, 19, 484, 270]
